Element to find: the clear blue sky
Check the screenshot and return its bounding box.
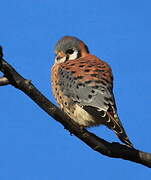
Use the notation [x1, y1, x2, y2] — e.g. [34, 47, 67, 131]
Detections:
[0, 0, 151, 179]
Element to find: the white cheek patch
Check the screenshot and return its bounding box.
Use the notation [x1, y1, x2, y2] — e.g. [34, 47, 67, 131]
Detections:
[68, 50, 78, 60]
[55, 56, 66, 64]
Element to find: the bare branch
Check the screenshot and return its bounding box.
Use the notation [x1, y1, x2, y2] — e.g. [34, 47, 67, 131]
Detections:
[0, 77, 9, 86]
[0, 52, 151, 168]
[0, 46, 3, 59]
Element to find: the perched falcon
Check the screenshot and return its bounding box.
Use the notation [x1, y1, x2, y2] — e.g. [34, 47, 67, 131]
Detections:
[51, 36, 133, 147]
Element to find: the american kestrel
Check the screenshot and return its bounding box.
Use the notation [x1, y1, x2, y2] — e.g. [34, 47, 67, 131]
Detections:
[51, 36, 133, 147]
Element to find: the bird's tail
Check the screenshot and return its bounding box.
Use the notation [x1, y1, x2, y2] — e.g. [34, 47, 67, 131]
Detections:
[106, 112, 133, 148]
[83, 106, 133, 148]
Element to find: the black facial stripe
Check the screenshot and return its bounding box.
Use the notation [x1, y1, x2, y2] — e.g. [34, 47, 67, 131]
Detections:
[77, 51, 81, 58]
[66, 54, 69, 61]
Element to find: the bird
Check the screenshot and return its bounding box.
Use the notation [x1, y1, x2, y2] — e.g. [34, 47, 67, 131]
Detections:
[51, 36, 133, 148]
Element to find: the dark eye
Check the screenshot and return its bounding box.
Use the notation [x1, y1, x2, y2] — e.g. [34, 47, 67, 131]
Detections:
[66, 49, 74, 54]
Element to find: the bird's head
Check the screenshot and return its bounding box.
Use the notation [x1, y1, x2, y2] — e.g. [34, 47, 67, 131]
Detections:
[54, 36, 89, 64]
